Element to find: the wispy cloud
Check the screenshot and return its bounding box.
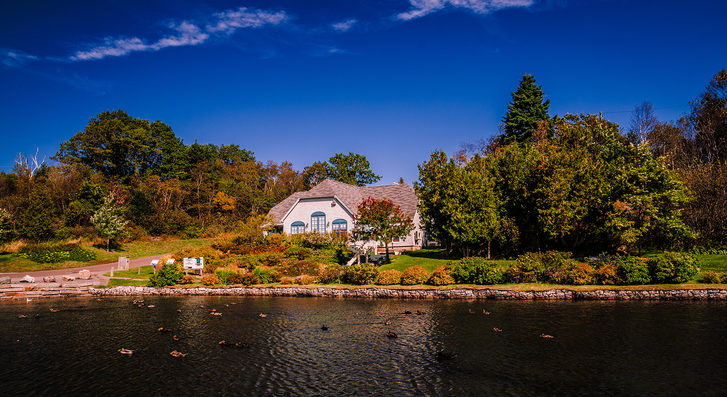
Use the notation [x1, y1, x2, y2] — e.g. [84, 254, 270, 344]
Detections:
[331, 19, 358, 32]
[71, 6, 287, 61]
[206, 7, 288, 34]
[397, 0, 534, 21]
[1, 49, 39, 68]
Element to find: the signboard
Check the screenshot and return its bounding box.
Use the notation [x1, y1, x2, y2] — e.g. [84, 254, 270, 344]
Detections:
[183, 257, 204, 270]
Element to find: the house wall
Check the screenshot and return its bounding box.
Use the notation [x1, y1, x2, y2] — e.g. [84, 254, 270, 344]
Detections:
[282, 197, 354, 235]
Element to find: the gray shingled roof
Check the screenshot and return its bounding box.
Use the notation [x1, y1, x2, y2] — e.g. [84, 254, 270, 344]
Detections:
[267, 179, 418, 224]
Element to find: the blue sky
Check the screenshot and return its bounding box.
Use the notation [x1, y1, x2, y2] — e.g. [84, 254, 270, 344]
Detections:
[1, 0, 726, 184]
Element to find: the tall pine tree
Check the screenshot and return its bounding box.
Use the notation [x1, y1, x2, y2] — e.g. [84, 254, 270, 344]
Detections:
[502, 74, 551, 143]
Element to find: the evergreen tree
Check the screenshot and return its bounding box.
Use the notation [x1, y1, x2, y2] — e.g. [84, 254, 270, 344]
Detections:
[502, 74, 551, 143]
[19, 187, 58, 240]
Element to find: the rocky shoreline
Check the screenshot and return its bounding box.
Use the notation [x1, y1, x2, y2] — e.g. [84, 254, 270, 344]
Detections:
[90, 285, 727, 301]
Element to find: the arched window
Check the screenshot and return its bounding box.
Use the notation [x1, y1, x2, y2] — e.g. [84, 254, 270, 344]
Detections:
[332, 218, 347, 237]
[310, 211, 326, 233]
[290, 221, 305, 235]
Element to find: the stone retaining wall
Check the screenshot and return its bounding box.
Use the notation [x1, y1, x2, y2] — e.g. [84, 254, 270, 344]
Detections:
[0, 282, 95, 300]
[91, 286, 727, 301]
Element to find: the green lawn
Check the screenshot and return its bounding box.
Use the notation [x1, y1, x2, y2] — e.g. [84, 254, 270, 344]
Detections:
[106, 278, 149, 287]
[378, 249, 514, 273]
[0, 238, 212, 273]
[104, 265, 155, 279]
[694, 254, 727, 273]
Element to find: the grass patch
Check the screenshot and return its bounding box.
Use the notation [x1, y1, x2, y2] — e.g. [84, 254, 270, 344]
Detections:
[0, 238, 212, 273]
[378, 249, 515, 273]
[107, 278, 149, 287]
[693, 254, 727, 273]
[104, 265, 155, 279]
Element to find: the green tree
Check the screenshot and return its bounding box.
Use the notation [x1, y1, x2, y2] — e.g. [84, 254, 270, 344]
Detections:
[19, 187, 58, 240]
[0, 208, 14, 244]
[54, 110, 186, 180]
[302, 161, 329, 188]
[325, 153, 381, 186]
[502, 74, 551, 143]
[91, 194, 129, 251]
[352, 197, 413, 262]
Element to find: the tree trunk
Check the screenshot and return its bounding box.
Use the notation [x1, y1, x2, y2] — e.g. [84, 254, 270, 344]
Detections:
[106, 238, 110, 252]
[487, 240, 491, 260]
[384, 241, 390, 263]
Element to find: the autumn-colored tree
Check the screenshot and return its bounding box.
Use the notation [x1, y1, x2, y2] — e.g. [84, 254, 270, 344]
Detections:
[352, 198, 413, 262]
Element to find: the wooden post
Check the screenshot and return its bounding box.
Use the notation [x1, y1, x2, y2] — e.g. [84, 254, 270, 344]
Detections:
[110, 267, 114, 277]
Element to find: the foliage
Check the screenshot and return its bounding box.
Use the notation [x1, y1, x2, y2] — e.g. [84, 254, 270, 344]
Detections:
[325, 152, 381, 186]
[179, 275, 196, 284]
[214, 267, 239, 285]
[427, 266, 454, 286]
[53, 110, 186, 180]
[502, 74, 551, 143]
[700, 271, 723, 284]
[201, 274, 219, 286]
[18, 243, 96, 263]
[376, 269, 403, 285]
[341, 263, 379, 285]
[0, 208, 14, 244]
[648, 252, 700, 283]
[19, 187, 58, 240]
[449, 257, 506, 285]
[317, 264, 342, 284]
[91, 194, 129, 251]
[147, 263, 183, 287]
[416, 152, 502, 257]
[593, 263, 620, 285]
[253, 266, 277, 284]
[352, 197, 413, 260]
[614, 256, 651, 285]
[294, 274, 317, 285]
[400, 266, 430, 285]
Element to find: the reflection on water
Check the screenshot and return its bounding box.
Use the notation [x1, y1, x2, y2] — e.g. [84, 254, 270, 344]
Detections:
[1, 297, 726, 396]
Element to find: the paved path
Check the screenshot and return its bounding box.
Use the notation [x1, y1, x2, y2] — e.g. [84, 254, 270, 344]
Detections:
[0, 254, 164, 283]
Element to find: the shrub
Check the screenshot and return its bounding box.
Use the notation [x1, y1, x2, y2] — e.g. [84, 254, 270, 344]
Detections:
[451, 257, 506, 285]
[284, 245, 312, 260]
[317, 264, 343, 284]
[615, 256, 651, 285]
[215, 267, 238, 285]
[341, 263, 379, 285]
[648, 252, 699, 284]
[18, 243, 96, 263]
[265, 232, 288, 247]
[148, 263, 183, 287]
[427, 266, 454, 286]
[376, 269, 403, 285]
[258, 252, 286, 266]
[401, 266, 430, 285]
[238, 272, 259, 286]
[292, 232, 334, 249]
[179, 275, 196, 284]
[201, 274, 219, 286]
[253, 266, 277, 284]
[294, 274, 317, 285]
[594, 263, 620, 285]
[700, 271, 722, 284]
[279, 276, 294, 284]
[507, 252, 544, 283]
[277, 260, 322, 277]
[562, 262, 595, 285]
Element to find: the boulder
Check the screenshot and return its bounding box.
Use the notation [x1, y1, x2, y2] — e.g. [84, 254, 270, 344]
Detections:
[43, 276, 56, 283]
[0, 276, 10, 284]
[78, 270, 91, 280]
[62, 276, 76, 282]
[20, 275, 35, 283]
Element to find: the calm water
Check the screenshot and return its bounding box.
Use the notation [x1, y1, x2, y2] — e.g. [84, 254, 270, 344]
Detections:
[1, 296, 726, 396]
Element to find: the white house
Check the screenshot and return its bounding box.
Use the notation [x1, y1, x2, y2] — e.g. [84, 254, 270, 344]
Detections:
[267, 179, 425, 252]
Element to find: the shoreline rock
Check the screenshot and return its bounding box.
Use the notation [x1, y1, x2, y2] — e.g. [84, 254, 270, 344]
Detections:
[90, 286, 727, 301]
